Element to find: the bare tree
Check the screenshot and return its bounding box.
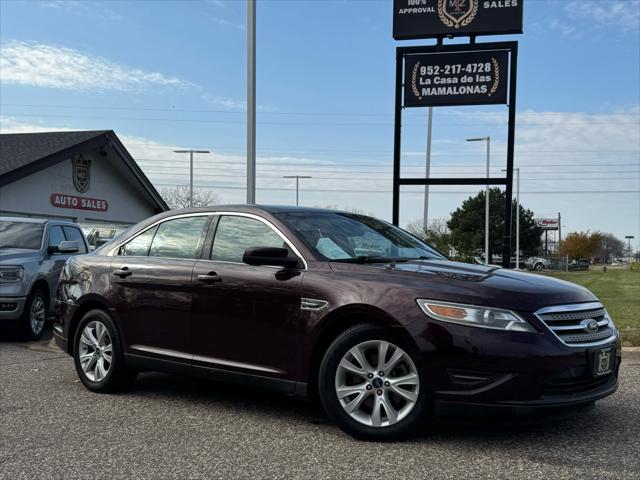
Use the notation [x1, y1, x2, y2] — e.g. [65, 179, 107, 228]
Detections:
[160, 185, 221, 210]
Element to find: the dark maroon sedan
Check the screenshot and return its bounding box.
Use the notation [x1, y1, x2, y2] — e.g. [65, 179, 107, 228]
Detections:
[54, 206, 620, 440]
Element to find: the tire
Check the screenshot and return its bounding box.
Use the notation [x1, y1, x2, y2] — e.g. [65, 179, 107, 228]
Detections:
[20, 288, 47, 341]
[73, 309, 137, 393]
[318, 324, 428, 441]
[534, 263, 544, 271]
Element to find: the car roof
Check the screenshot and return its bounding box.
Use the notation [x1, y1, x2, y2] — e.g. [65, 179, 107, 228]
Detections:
[158, 204, 353, 217]
[0, 216, 81, 227]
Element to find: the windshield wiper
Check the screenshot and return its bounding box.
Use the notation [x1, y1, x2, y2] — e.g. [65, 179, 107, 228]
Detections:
[332, 256, 410, 264]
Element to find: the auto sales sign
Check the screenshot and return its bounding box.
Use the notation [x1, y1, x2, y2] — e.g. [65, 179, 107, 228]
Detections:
[393, 0, 524, 40]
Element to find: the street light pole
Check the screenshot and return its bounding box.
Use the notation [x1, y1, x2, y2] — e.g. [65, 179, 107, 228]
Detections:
[283, 175, 312, 206]
[467, 137, 491, 265]
[247, 0, 256, 204]
[173, 149, 211, 207]
[423, 106, 433, 230]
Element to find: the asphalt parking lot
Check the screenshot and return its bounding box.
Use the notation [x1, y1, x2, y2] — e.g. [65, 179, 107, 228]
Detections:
[1, 328, 639, 480]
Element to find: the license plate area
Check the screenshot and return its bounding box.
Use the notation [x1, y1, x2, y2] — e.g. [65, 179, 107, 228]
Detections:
[591, 347, 615, 377]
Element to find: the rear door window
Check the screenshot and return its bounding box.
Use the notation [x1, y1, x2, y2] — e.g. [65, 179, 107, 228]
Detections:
[119, 226, 158, 256]
[62, 226, 87, 254]
[149, 216, 209, 259]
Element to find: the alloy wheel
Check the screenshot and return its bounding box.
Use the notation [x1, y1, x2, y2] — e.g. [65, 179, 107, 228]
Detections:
[30, 296, 46, 336]
[335, 340, 420, 428]
[78, 321, 112, 382]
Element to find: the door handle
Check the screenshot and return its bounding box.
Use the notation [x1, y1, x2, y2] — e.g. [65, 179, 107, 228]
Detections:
[197, 272, 222, 285]
[113, 267, 132, 278]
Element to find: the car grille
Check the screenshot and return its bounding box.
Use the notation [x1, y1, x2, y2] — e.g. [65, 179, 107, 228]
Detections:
[541, 372, 615, 396]
[535, 302, 617, 347]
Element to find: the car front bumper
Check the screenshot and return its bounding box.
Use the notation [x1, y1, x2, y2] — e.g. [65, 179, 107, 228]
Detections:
[0, 296, 27, 321]
[405, 316, 621, 412]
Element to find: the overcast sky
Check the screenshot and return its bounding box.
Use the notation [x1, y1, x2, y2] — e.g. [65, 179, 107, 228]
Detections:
[1, 0, 639, 246]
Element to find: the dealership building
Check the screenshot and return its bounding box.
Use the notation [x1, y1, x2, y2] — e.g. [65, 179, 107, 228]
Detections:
[0, 130, 168, 231]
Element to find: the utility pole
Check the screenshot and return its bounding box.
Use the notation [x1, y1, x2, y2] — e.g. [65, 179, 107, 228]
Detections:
[247, 0, 256, 204]
[283, 175, 312, 206]
[423, 107, 433, 231]
[173, 149, 210, 207]
[467, 137, 491, 265]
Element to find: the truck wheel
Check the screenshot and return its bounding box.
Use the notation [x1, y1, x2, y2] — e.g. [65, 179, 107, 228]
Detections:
[318, 324, 428, 441]
[73, 309, 137, 393]
[20, 288, 47, 341]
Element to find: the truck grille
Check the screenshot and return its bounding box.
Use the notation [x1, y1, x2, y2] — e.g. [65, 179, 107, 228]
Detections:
[535, 302, 617, 347]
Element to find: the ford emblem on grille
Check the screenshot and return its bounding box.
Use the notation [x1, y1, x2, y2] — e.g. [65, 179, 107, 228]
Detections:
[581, 319, 599, 333]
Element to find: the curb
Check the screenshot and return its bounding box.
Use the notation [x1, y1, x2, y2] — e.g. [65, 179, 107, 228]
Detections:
[622, 347, 640, 362]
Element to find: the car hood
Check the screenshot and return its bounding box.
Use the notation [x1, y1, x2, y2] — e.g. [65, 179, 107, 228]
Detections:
[353, 259, 596, 313]
[0, 248, 41, 264]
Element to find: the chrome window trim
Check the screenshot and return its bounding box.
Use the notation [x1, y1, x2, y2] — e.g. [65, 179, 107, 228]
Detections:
[209, 211, 308, 270]
[107, 211, 308, 269]
[534, 302, 618, 348]
[107, 212, 212, 257]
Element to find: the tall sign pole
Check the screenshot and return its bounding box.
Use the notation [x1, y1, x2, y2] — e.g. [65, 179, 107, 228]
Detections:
[391, 0, 523, 268]
[246, 0, 256, 204]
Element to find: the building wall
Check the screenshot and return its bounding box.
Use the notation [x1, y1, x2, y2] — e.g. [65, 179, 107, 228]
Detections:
[0, 150, 159, 225]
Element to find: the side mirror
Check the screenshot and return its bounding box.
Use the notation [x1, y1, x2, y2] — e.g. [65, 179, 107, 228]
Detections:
[242, 247, 299, 269]
[49, 240, 80, 254]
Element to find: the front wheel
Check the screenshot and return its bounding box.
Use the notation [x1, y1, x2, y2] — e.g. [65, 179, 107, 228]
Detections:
[20, 289, 47, 341]
[318, 324, 427, 441]
[73, 309, 137, 393]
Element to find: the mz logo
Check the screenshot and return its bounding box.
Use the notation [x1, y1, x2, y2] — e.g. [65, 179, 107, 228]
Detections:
[438, 0, 478, 29]
[72, 155, 91, 193]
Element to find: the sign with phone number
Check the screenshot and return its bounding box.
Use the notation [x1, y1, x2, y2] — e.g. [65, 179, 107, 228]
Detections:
[404, 50, 509, 107]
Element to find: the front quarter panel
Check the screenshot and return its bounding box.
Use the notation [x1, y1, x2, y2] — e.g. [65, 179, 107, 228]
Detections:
[56, 254, 113, 347]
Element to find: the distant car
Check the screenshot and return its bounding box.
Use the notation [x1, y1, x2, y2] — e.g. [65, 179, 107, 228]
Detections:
[0, 217, 89, 340]
[85, 226, 127, 250]
[525, 257, 550, 271]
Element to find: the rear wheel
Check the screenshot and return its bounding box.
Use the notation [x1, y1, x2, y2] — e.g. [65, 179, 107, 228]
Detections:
[73, 309, 137, 393]
[20, 289, 47, 341]
[534, 262, 544, 271]
[318, 324, 427, 441]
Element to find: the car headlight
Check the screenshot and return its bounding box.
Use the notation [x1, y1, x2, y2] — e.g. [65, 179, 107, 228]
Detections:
[0, 266, 24, 283]
[417, 299, 536, 332]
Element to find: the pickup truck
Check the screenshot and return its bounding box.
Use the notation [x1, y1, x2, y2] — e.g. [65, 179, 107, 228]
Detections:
[0, 217, 89, 340]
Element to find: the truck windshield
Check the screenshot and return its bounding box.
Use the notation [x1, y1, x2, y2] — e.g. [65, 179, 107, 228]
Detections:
[275, 211, 445, 262]
[0, 221, 45, 250]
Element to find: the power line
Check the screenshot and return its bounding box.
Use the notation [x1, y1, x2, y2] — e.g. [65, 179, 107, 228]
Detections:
[3, 102, 639, 118]
[4, 112, 638, 127]
[151, 183, 640, 195]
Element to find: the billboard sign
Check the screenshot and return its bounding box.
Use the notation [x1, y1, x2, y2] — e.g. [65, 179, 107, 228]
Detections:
[536, 218, 559, 230]
[404, 49, 508, 107]
[393, 0, 524, 40]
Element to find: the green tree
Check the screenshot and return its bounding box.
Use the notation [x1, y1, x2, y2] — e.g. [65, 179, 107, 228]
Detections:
[406, 218, 451, 255]
[447, 187, 542, 261]
[560, 231, 602, 260]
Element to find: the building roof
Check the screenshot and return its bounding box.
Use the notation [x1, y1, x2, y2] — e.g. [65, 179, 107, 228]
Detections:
[0, 130, 111, 177]
[0, 130, 168, 211]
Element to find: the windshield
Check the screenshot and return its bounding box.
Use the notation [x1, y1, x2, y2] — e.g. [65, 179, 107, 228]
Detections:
[276, 212, 445, 262]
[0, 221, 45, 250]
